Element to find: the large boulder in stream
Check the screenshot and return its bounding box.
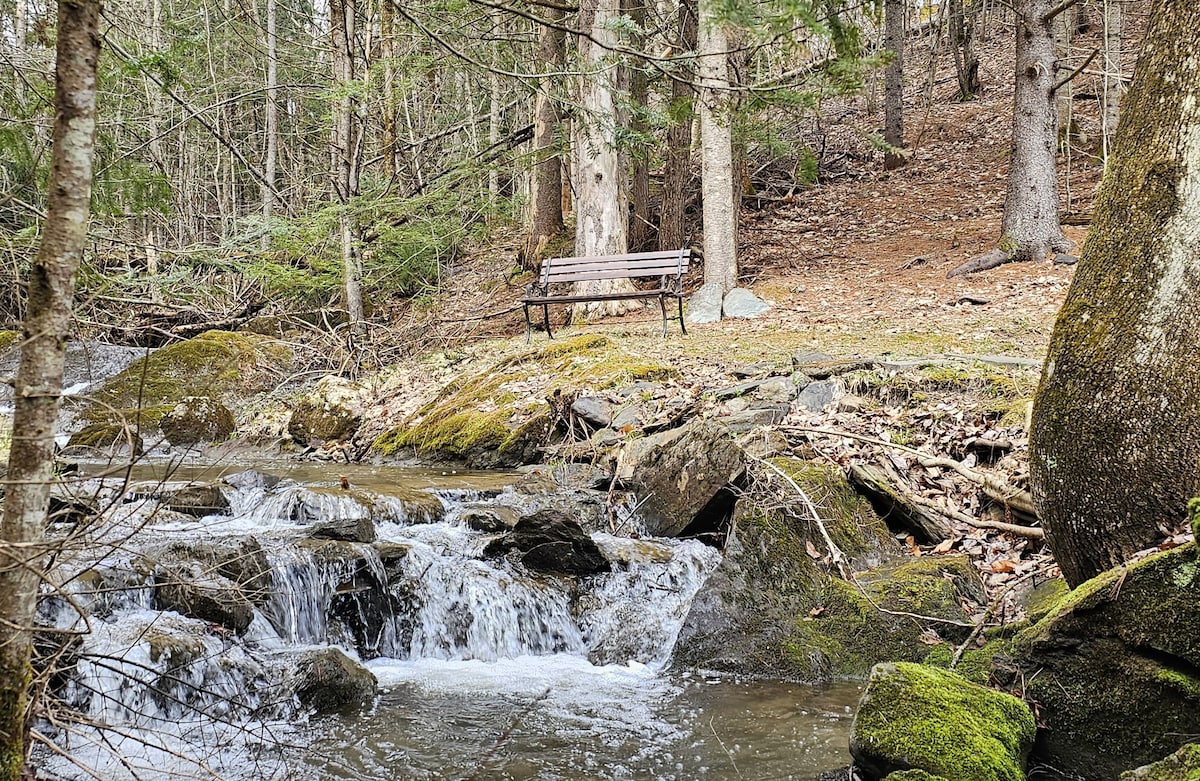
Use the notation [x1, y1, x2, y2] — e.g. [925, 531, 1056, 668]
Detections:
[291, 647, 378, 713]
[616, 418, 745, 537]
[1004, 544, 1200, 779]
[1120, 744, 1200, 781]
[484, 509, 610, 577]
[850, 662, 1036, 781]
[673, 460, 984, 680]
[160, 396, 236, 445]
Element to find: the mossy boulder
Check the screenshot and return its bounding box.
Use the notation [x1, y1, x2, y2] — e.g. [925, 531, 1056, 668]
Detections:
[66, 422, 144, 456]
[84, 330, 292, 426]
[288, 375, 365, 444]
[885, 772, 952, 781]
[371, 334, 677, 467]
[292, 647, 378, 713]
[850, 662, 1036, 781]
[673, 464, 973, 680]
[160, 396, 236, 445]
[1120, 744, 1200, 781]
[1009, 545, 1200, 779]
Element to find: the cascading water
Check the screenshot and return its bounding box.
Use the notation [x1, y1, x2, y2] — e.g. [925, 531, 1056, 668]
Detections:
[34, 466, 860, 780]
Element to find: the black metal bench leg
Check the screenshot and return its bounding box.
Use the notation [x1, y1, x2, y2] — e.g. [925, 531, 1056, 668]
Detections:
[659, 294, 668, 337]
[543, 304, 553, 339]
[677, 294, 687, 335]
[523, 304, 533, 344]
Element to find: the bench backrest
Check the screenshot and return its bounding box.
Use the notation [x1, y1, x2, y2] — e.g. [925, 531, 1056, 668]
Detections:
[538, 248, 692, 288]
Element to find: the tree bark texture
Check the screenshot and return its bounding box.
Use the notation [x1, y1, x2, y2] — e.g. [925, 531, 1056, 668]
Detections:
[0, 0, 99, 773]
[1030, 0, 1200, 587]
[525, 5, 565, 268]
[697, 0, 736, 294]
[883, 0, 906, 170]
[261, 0, 278, 250]
[573, 0, 637, 318]
[658, 0, 697, 253]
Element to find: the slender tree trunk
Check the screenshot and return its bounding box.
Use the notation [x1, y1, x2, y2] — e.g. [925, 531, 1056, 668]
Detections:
[626, 0, 653, 252]
[658, 0, 697, 253]
[572, 0, 637, 318]
[262, 0, 278, 250]
[950, 0, 982, 100]
[380, 0, 397, 179]
[330, 0, 365, 340]
[0, 0, 99, 774]
[1101, 0, 1123, 162]
[1030, 0, 1200, 587]
[525, 5, 565, 268]
[948, 0, 1072, 276]
[696, 0, 736, 295]
[487, 8, 501, 205]
[883, 0, 907, 169]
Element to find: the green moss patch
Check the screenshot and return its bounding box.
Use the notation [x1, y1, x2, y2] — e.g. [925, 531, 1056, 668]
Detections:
[372, 334, 677, 465]
[768, 459, 892, 561]
[0, 330, 19, 354]
[850, 662, 1035, 781]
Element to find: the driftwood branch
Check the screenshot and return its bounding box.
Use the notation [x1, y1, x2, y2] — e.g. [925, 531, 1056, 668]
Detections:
[918, 456, 1038, 519]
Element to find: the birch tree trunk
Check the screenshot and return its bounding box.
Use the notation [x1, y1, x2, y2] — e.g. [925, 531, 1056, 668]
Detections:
[573, 0, 637, 319]
[658, 0, 697, 253]
[1030, 0, 1200, 587]
[525, 5, 566, 268]
[695, 0, 736, 295]
[883, 0, 906, 170]
[0, 0, 99, 773]
[949, 0, 1073, 276]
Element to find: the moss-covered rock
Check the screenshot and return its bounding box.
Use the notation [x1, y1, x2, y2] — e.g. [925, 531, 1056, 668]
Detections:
[288, 375, 364, 444]
[84, 330, 291, 425]
[884, 772, 952, 781]
[160, 396, 236, 445]
[66, 422, 144, 455]
[1120, 743, 1200, 781]
[850, 662, 1035, 781]
[371, 334, 677, 467]
[0, 330, 19, 354]
[672, 466, 977, 680]
[1011, 545, 1200, 779]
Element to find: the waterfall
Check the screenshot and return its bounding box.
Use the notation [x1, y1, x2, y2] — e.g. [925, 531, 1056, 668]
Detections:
[36, 466, 725, 779]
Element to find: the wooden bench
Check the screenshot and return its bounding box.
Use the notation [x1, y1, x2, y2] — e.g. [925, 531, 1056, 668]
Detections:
[521, 247, 695, 342]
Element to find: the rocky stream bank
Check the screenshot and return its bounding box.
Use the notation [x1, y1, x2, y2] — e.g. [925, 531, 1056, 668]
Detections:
[4, 327, 1198, 780]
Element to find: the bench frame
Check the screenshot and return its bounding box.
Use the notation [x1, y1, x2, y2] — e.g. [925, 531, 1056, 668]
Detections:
[521, 247, 694, 342]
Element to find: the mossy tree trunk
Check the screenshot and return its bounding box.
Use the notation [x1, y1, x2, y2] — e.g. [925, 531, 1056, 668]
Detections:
[0, 0, 99, 773]
[1030, 0, 1200, 587]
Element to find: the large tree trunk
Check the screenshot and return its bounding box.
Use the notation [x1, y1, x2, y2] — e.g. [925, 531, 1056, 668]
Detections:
[524, 5, 565, 268]
[883, 0, 906, 170]
[626, 0, 653, 252]
[658, 0, 697, 253]
[572, 0, 637, 319]
[1030, 0, 1200, 587]
[696, 0, 736, 296]
[949, 0, 1072, 277]
[0, 0, 99, 773]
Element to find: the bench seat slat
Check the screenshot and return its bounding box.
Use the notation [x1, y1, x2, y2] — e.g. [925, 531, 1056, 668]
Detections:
[542, 260, 687, 278]
[522, 289, 671, 305]
[547, 250, 691, 265]
[541, 268, 683, 285]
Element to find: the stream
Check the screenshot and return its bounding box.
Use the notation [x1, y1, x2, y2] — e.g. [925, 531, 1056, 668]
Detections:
[33, 463, 860, 780]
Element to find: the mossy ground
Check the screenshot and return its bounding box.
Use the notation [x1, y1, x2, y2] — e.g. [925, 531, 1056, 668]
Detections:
[372, 334, 679, 464]
[851, 662, 1035, 781]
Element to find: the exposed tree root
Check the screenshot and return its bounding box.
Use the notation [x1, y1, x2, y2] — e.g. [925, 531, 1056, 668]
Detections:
[947, 248, 1012, 278]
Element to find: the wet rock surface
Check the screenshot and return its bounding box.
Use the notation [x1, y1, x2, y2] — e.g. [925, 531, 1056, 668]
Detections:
[292, 647, 378, 713]
[483, 508, 611, 576]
